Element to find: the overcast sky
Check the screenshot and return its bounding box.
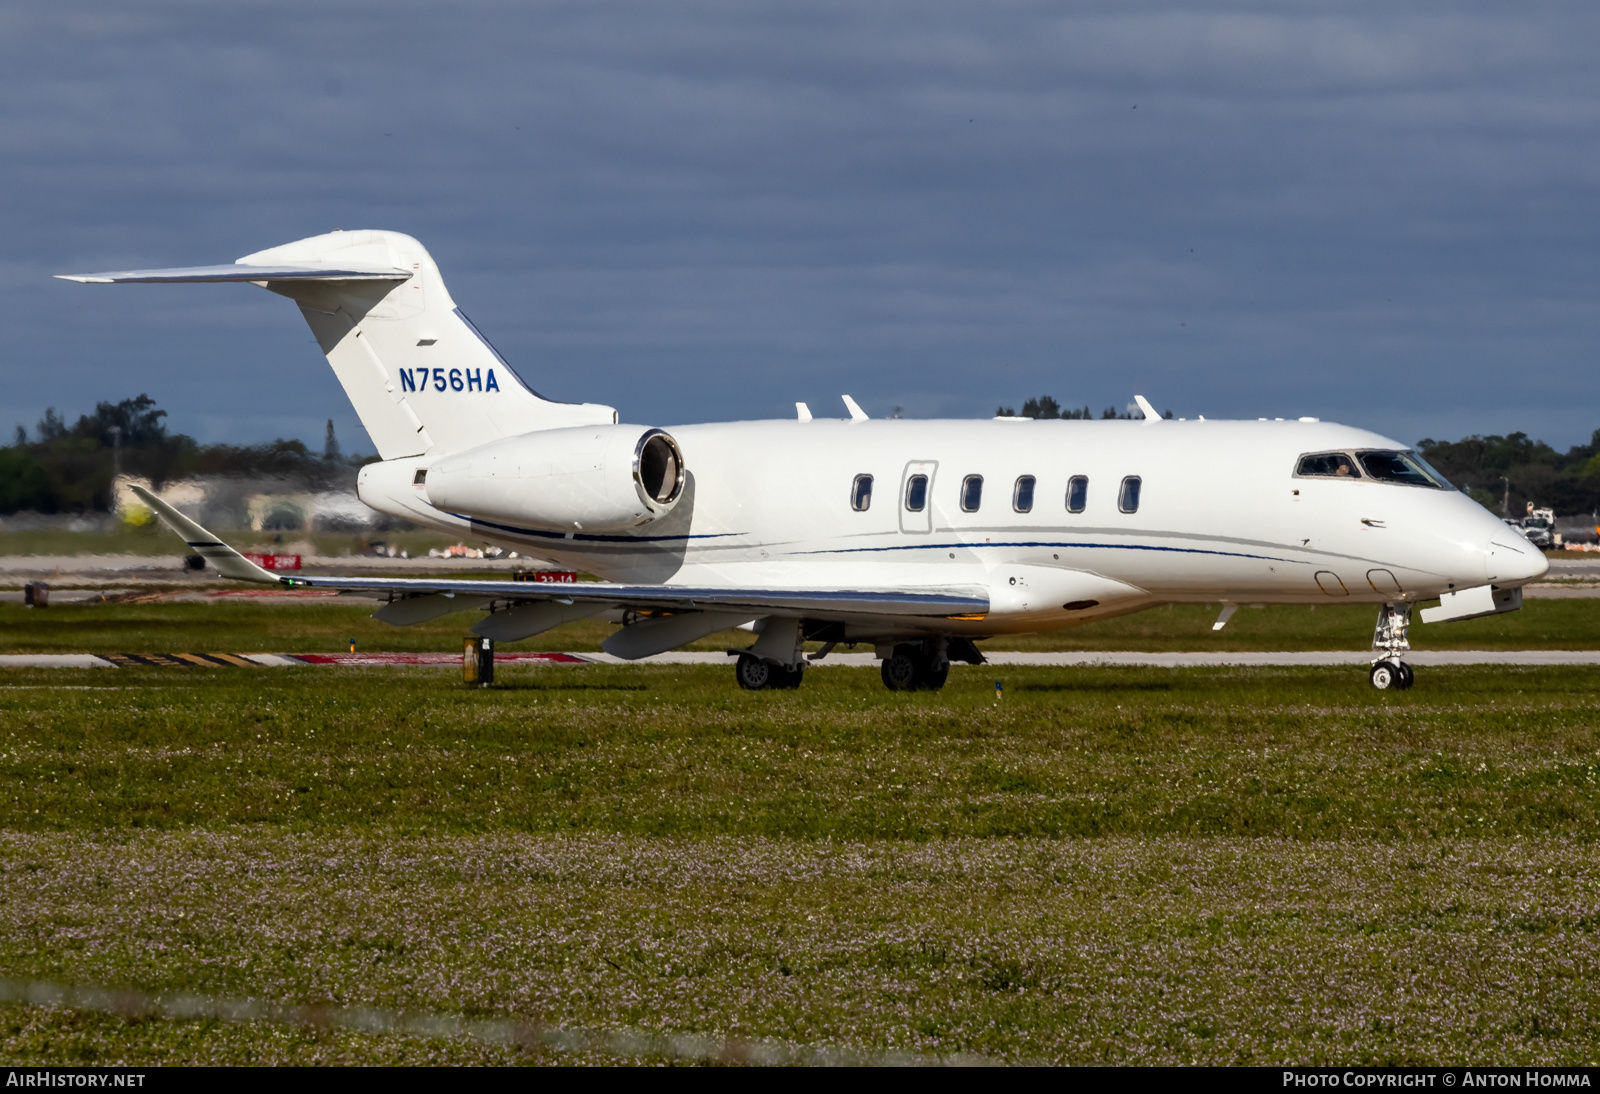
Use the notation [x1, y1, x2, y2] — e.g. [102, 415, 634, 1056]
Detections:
[4, 1, 1598, 451]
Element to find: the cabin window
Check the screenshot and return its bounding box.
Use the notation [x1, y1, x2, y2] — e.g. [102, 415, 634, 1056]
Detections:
[413, 469, 428, 485]
[851, 474, 873, 511]
[960, 475, 984, 512]
[1358, 450, 1453, 489]
[1066, 476, 1087, 513]
[1296, 452, 1360, 479]
[905, 474, 928, 512]
[1118, 476, 1142, 513]
[1013, 475, 1035, 513]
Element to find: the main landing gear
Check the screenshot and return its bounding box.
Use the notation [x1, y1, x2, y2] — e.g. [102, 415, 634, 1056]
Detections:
[880, 642, 950, 692]
[735, 652, 803, 690]
[732, 630, 983, 693]
[1369, 602, 1414, 690]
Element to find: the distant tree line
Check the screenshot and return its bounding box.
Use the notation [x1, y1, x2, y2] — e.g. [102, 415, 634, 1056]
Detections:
[1418, 431, 1600, 518]
[996, 394, 1174, 420]
[0, 395, 371, 515]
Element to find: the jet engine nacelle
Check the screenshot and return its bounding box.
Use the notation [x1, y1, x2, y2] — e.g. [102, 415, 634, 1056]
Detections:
[423, 425, 685, 532]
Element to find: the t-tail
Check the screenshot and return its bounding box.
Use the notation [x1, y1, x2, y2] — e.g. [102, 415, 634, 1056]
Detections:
[57, 230, 616, 458]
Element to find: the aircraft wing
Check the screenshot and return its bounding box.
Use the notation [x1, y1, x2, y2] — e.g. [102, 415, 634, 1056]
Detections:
[130, 485, 987, 622]
[277, 572, 988, 619]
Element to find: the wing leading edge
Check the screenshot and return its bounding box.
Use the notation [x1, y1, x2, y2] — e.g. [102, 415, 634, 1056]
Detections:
[277, 572, 988, 619]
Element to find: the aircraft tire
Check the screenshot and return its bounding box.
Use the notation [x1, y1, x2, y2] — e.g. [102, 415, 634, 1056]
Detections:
[1369, 661, 1404, 690]
[735, 653, 775, 690]
[918, 659, 950, 690]
[881, 647, 921, 691]
[774, 664, 805, 689]
[1396, 662, 1415, 689]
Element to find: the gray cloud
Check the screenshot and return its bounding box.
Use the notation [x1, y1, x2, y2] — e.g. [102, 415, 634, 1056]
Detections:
[3, 0, 1598, 448]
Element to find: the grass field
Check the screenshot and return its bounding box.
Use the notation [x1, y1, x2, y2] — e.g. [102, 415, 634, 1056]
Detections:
[3, 596, 1600, 655]
[3, 640, 1600, 1064]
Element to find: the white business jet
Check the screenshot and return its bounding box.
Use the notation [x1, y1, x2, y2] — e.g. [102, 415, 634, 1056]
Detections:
[59, 230, 1547, 691]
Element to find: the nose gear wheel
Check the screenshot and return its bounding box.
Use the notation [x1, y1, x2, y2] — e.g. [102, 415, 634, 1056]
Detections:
[1368, 603, 1415, 690]
[1369, 660, 1413, 690]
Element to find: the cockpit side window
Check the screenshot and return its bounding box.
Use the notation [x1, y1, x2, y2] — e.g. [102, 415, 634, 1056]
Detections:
[851, 474, 873, 511]
[1296, 452, 1360, 479]
[1358, 450, 1454, 489]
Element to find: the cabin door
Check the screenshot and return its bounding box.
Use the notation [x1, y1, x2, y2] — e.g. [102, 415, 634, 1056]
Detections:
[899, 460, 938, 534]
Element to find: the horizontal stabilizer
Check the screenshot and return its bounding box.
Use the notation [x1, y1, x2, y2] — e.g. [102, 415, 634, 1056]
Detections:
[55, 264, 410, 284]
[55, 229, 619, 459]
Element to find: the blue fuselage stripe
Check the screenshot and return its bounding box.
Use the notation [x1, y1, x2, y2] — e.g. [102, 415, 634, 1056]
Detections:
[451, 511, 1301, 564]
[802, 540, 1307, 564]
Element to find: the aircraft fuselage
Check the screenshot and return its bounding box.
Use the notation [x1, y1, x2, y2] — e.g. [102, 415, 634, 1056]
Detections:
[358, 415, 1544, 639]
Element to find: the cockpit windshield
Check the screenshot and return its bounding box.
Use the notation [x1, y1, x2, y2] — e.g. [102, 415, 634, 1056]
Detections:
[1357, 450, 1455, 490]
[1296, 449, 1456, 489]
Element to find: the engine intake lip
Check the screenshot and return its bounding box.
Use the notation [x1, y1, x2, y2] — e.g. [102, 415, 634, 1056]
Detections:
[633, 429, 685, 510]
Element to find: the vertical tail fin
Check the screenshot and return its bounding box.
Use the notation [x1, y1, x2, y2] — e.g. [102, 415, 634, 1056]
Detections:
[58, 230, 616, 460]
[247, 230, 615, 458]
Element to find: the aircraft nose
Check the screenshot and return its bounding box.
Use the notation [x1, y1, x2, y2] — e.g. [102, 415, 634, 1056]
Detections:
[1486, 536, 1549, 585]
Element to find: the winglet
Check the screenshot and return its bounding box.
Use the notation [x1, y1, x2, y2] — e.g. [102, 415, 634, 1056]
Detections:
[129, 486, 280, 583]
[1134, 395, 1161, 422]
[841, 395, 868, 422]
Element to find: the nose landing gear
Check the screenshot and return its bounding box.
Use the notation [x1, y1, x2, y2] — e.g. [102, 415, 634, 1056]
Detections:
[1369, 602, 1414, 690]
[1369, 659, 1414, 690]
